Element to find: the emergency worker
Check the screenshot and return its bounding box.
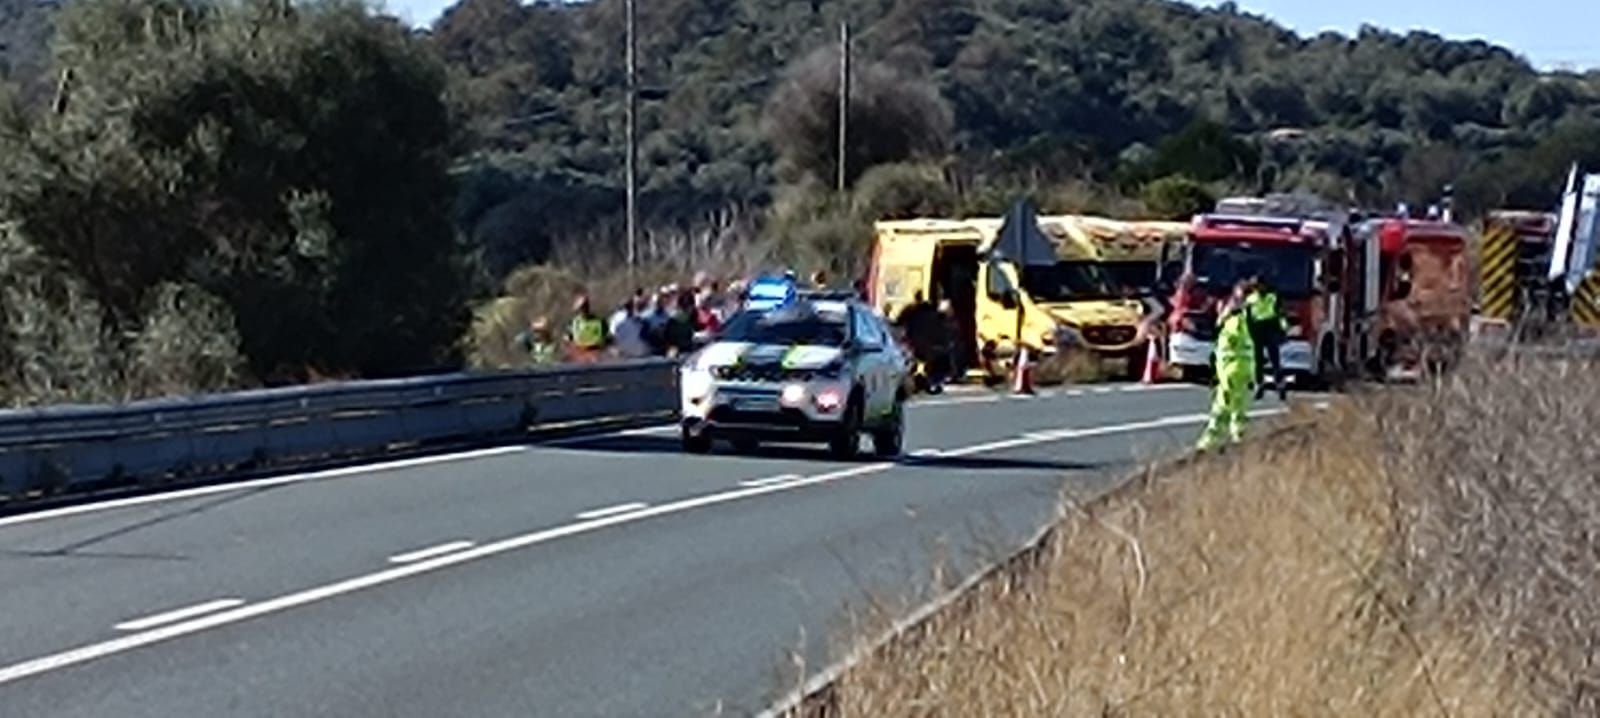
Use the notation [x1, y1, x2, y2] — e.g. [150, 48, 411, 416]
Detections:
[1244, 275, 1288, 401]
[567, 294, 609, 362]
[896, 291, 947, 393]
[1197, 282, 1257, 451]
[516, 317, 559, 366]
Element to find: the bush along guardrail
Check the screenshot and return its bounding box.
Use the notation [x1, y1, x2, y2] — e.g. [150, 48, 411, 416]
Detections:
[0, 360, 677, 506]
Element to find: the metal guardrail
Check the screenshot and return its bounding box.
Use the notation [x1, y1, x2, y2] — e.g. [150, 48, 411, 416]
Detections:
[0, 360, 678, 500]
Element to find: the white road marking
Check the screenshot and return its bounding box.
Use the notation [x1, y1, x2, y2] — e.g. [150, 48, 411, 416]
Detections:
[1117, 383, 1196, 393]
[738, 474, 802, 488]
[114, 599, 245, 632]
[387, 541, 475, 565]
[0, 446, 528, 531]
[908, 449, 943, 458]
[915, 395, 1001, 407]
[574, 502, 649, 520]
[0, 407, 1284, 686]
[1091, 386, 1117, 394]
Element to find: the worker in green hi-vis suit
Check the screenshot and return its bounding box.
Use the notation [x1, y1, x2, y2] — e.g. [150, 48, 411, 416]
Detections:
[1197, 282, 1257, 452]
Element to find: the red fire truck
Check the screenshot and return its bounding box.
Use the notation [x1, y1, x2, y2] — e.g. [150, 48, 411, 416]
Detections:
[1349, 218, 1472, 380]
[1164, 212, 1355, 386]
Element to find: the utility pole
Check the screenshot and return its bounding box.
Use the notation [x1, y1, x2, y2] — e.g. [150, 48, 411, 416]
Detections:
[625, 0, 639, 270]
[836, 21, 850, 195]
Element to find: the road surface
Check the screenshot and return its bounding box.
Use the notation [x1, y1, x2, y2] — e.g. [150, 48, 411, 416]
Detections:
[0, 383, 1254, 717]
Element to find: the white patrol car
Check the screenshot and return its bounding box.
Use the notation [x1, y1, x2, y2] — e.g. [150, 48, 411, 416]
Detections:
[678, 295, 911, 458]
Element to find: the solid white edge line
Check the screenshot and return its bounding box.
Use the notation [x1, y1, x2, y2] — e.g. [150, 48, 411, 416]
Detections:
[0, 408, 1246, 686]
[573, 502, 649, 520]
[113, 599, 246, 632]
[0, 446, 528, 531]
[387, 540, 476, 565]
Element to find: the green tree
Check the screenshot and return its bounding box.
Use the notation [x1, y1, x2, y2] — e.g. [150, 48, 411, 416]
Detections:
[763, 46, 954, 188]
[1142, 175, 1216, 220]
[1, 0, 468, 382]
[851, 162, 955, 220]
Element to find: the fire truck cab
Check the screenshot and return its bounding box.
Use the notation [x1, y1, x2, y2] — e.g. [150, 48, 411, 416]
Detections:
[1165, 212, 1352, 385]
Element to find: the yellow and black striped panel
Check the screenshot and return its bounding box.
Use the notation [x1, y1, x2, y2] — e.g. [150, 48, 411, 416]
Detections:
[1573, 272, 1600, 327]
[1478, 222, 1518, 321]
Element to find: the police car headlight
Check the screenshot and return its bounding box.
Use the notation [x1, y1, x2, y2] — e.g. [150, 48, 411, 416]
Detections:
[682, 370, 714, 401]
[780, 383, 807, 407]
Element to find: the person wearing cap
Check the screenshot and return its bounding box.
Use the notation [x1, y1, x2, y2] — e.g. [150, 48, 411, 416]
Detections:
[1197, 281, 1258, 451]
[566, 294, 609, 362]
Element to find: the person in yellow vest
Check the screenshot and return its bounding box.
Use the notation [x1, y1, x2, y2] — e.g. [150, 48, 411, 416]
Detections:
[1244, 275, 1288, 401]
[1197, 282, 1257, 452]
[566, 294, 609, 363]
[514, 317, 559, 366]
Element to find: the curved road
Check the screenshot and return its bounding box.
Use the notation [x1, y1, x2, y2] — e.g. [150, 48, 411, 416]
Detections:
[0, 383, 1249, 717]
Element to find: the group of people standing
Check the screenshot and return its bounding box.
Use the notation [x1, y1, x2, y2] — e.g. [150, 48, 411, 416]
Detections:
[516, 273, 739, 365]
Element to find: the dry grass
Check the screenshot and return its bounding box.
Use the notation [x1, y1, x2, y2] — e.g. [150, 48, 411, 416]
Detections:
[818, 354, 1599, 716]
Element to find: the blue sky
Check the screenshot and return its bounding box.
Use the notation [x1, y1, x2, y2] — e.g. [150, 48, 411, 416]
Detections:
[384, 0, 1594, 71]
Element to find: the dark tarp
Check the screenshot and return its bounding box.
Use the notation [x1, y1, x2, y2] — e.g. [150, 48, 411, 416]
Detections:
[990, 198, 1057, 268]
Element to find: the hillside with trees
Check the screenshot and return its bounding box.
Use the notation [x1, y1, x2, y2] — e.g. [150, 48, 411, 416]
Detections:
[2, 0, 1599, 402]
[434, 0, 1600, 278]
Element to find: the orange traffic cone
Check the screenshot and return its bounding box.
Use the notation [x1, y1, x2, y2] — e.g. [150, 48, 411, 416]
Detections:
[1012, 347, 1036, 395]
[1140, 337, 1161, 385]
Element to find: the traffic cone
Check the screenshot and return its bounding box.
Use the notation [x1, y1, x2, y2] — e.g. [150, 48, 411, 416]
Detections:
[1012, 347, 1035, 395]
[1140, 337, 1161, 385]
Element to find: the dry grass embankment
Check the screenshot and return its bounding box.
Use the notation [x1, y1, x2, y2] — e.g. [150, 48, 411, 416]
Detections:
[816, 355, 1599, 716]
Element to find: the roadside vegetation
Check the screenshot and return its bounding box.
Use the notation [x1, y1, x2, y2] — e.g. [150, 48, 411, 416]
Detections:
[4, 0, 1600, 405]
[813, 354, 1598, 715]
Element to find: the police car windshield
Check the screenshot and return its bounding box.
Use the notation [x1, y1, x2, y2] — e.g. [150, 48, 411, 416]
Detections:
[720, 307, 849, 346]
[1190, 242, 1315, 297]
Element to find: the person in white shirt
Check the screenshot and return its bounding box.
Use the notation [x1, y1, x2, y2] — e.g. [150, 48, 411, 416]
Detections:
[611, 299, 653, 359]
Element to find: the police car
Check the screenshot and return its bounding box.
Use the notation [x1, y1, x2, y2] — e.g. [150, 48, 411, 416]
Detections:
[678, 287, 911, 458]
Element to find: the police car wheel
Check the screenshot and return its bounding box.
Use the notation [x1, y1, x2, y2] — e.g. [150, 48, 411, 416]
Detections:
[682, 430, 713, 454]
[871, 400, 905, 458]
[828, 397, 863, 459]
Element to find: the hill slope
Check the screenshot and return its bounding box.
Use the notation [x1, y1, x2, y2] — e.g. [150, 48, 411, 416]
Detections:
[431, 0, 1600, 272]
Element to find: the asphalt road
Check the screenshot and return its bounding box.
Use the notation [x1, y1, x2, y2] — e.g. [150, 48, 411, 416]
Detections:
[0, 382, 1269, 717]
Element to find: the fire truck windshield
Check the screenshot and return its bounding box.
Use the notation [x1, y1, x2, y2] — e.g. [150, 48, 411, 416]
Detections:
[1021, 262, 1117, 302]
[1190, 242, 1316, 297]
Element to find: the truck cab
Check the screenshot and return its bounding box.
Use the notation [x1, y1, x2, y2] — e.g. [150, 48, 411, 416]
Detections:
[1165, 213, 1351, 385]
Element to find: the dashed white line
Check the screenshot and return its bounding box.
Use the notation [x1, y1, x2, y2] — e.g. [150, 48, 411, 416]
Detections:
[738, 474, 802, 488]
[574, 502, 649, 520]
[114, 599, 245, 632]
[0, 408, 1278, 686]
[388, 540, 476, 564]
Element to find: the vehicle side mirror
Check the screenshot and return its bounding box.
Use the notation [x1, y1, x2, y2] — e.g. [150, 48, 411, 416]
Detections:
[999, 290, 1020, 310]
